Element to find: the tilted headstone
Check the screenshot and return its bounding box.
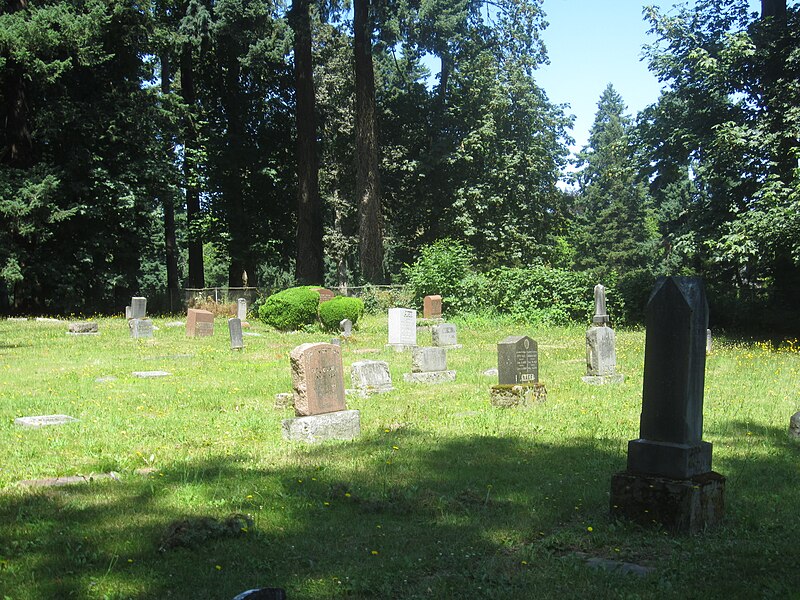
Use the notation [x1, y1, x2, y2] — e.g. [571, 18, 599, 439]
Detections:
[316, 288, 335, 303]
[130, 297, 147, 320]
[497, 336, 538, 384]
[130, 318, 154, 339]
[289, 342, 346, 416]
[340, 318, 353, 338]
[68, 322, 98, 334]
[610, 276, 724, 532]
[432, 323, 461, 348]
[186, 308, 214, 337]
[404, 346, 455, 383]
[237, 298, 247, 321]
[350, 360, 394, 395]
[592, 284, 609, 325]
[387, 308, 417, 350]
[423, 295, 443, 319]
[228, 317, 244, 350]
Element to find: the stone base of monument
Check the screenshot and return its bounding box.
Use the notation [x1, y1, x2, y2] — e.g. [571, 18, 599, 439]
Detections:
[403, 370, 456, 384]
[282, 409, 361, 443]
[581, 373, 625, 385]
[610, 470, 725, 533]
[435, 344, 463, 350]
[489, 383, 547, 407]
[385, 343, 418, 352]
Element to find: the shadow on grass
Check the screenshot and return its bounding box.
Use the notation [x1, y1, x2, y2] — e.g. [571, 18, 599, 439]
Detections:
[1, 427, 799, 598]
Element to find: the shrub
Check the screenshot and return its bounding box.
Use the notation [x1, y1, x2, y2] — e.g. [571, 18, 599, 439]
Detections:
[359, 285, 414, 314]
[318, 296, 365, 331]
[258, 286, 320, 330]
[403, 239, 475, 311]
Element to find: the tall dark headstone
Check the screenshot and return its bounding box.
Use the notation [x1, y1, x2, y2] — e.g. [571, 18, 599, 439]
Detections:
[610, 277, 725, 532]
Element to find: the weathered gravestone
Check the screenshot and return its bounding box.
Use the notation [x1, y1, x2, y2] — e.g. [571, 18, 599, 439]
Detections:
[340, 319, 353, 339]
[490, 336, 546, 407]
[68, 322, 99, 335]
[282, 342, 360, 443]
[186, 308, 214, 337]
[706, 329, 712, 354]
[386, 308, 417, 352]
[404, 346, 456, 383]
[610, 276, 725, 533]
[316, 288, 335, 303]
[229, 317, 244, 350]
[351, 360, 394, 395]
[432, 323, 462, 349]
[237, 298, 248, 321]
[423, 295, 443, 320]
[15, 414, 79, 428]
[790, 411, 800, 440]
[592, 284, 609, 325]
[130, 297, 147, 320]
[130, 319, 154, 339]
[7, 317, 27, 322]
[133, 370, 171, 378]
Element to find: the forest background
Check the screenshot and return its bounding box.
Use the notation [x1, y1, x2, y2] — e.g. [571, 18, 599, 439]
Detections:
[0, 0, 798, 332]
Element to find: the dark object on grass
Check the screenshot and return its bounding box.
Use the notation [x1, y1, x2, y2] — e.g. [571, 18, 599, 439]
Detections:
[159, 513, 253, 551]
[232, 589, 287, 600]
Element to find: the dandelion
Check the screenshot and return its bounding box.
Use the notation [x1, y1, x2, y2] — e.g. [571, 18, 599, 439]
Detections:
[392, 446, 399, 450]
[371, 550, 379, 556]
[215, 565, 222, 570]
[324, 502, 330, 506]
[127, 559, 134, 563]
[587, 526, 593, 532]
[521, 560, 528, 565]
[345, 492, 351, 498]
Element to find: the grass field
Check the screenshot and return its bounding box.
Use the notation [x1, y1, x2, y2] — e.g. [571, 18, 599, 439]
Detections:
[1, 314, 798, 599]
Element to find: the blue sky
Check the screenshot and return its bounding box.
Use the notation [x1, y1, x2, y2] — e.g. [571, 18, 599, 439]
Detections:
[535, 0, 761, 155]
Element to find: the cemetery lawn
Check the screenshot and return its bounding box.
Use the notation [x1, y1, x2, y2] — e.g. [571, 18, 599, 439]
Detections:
[1, 315, 798, 599]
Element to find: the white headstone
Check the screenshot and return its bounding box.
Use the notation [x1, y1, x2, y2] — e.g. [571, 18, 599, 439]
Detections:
[130, 297, 147, 320]
[388, 308, 417, 346]
[237, 298, 247, 321]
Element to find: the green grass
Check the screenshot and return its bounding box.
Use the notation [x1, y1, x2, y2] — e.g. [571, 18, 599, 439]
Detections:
[0, 315, 798, 599]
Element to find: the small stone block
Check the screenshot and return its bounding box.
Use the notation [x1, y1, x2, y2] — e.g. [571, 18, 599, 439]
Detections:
[132, 370, 171, 378]
[130, 319, 154, 339]
[582, 374, 625, 385]
[385, 343, 418, 353]
[789, 411, 800, 439]
[68, 322, 98, 334]
[282, 409, 361, 443]
[403, 370, 456, 384]
[15, 414, 79, 428]
[490, 383, 547, 408]
[411, 346, 447, 373]
[351, 360, 394, 394]
[610, 470, 725, 533]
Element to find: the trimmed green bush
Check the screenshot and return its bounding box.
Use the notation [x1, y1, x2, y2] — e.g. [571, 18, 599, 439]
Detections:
[318, 296, 365, 331]
[258, 286, 320, 330]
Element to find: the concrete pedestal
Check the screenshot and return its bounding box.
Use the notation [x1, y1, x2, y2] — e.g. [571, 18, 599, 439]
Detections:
[489, 383, 547, 408]
[282, 409, 360, 443]
[610, 470, 725, 533]
[581, 373, 625, 385]
[403, 370, 456, 384]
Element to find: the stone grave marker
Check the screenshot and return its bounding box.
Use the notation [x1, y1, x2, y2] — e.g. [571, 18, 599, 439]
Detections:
[125, 306, 132, 319]
[283, 342, 360, 442]
[432, 323, 462, 349]
[35, 317, 61, 323]
[592, 284, 609, 325]
[790, 411, 800, 440]
[7, 317, 27, 322]
[351, 360, 394, 395]
[423, 295, 443, 319]
[132, 370, 171, 378]
[229, 317, 244, 350]
[582, 325, 624, 385]
[330, 338, 341, 346]
[316, 288, 335, 303]
[340, 318, 353, 338]
[186, 308, 214, 337]
[386, 308, 417, 351]
[610, 276, 725, 532]
[15, 414, 79, 428]
[130, 319, 154, 339]
[404, 346, 456, 383]
[237, 298, 248, 321]
[491, 336, 546, 407]
[706, 329, 712, 354]
[68, 322, 99, 335]
[130, 297, 147, 320]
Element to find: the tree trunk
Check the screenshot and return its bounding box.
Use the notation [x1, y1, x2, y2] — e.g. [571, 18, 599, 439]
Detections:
[1, 0, 32, 168]
[290, 0, 324, 285]
[354, 0, 384, 283]
[160, 52, 180, 312]
[761, 0, 786, 19]
[180, 42, 205, 289]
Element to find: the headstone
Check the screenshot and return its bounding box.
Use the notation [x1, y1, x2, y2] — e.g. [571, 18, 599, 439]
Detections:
[789, 411, 800, 440]
[130, 319, 154, 339]
[237, 298, 247, 321]
[423, 295, 443, 319]
[610, 276, 725, 532]
[497, 336, 538, 384]
[340, 318, 353, 338]
[186, 308, 214, 337]
[132, 370, 171, 378]
[351, 360, 394, 395]
[68, 322, 98, 334]
[432, 323, 462, 349]
[125, 306, 132, 319]
[404, 346, 456, 383]
[130, 297, 147, 319]
[229, 317, 244, 350]
[35, 317, 61, 323]
[582, 326, 624, 385]
[706, 328, 712, 354]
[15, 414, 79, 428]
[386, 308, 417, 351]
[330, 338, 341, 346]
[316, 288, 335, 303]
[289, 342, 346, 416]
[592, 284, 609, 324]
[7, 317, 27, 322]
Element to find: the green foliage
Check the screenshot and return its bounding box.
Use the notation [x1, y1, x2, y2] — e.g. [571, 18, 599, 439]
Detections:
[486, 266, 594, 325]
[318, 295, 365, 331]
[258, 286, 320, 330]
[402, 239, 475, 310]
[358, 284, 414, 314]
